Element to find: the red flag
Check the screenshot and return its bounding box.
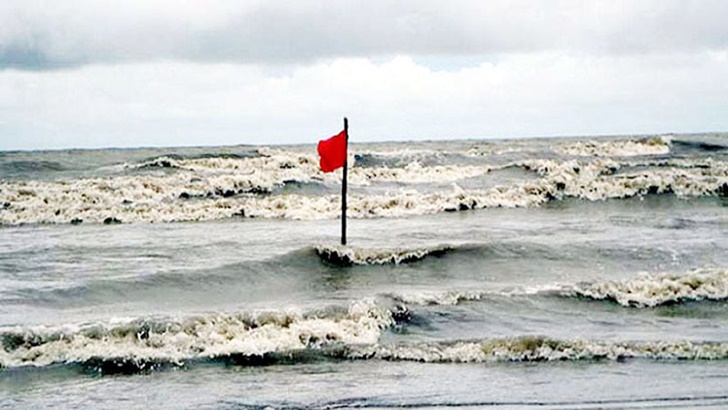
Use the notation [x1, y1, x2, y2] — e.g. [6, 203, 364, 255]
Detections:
[317, 129, 347, 172]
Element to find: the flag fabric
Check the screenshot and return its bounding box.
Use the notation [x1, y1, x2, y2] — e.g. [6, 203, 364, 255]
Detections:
[317, 129, 347, 172]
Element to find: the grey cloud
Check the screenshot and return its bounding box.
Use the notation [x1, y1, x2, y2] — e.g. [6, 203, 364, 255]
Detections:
[2, 0, 728, 70]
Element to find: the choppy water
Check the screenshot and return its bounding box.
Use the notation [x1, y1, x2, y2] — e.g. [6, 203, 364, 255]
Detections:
[1, 134, 727, 409]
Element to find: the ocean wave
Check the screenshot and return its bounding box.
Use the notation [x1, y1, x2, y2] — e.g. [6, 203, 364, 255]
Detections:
[124, 149, 492, 186]
[518, 157, 728, 201]
[617, 158, 721, 174]
[354, 148, 450, 168]
[0, 179, 544, 224]
[673, 139, 728, 153]
[1, 151, 726, 225]
[386, 268, 728, 308]
[466, 140, 536, 157]
[350, 336, 728, 363]
[0, 160, 67, 174]
[388, 290, 490, 306]
[130, 155, 186, 170]
[565, 269, 728, 307]
[5, 298, 728, 374]
[354, 162, 494, 185]
[387, 284, 560, 306]
[72, 336, 728, 371]
[0, 299, 393, 371]
[3, 278, 727, 374]
[314, 245, 453, 266]
[555, 136, 672, 157]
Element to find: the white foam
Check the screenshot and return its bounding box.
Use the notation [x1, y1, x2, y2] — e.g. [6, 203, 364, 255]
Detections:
[516, 157, 728, 201]
[355, 148, 443, 159]
[565, 268, 728, 307]
[0, 299, 392, 369]
[466, 140, 534, 157]
[556, 136, 672, 157]
[351, 337, 728, 363]
[125, 149, 492, 187]
[314, 245, 452, 266]
[386, 269, 728, 308]
[1, 148, 726, 225]
[389, 290, 487, 306]
[388, 283, 572, 306]
[351, 163, 494, 185]
[0, 180, 546, 224]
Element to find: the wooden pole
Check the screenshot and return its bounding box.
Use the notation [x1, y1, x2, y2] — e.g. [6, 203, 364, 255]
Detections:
[341, 117, 348, 246]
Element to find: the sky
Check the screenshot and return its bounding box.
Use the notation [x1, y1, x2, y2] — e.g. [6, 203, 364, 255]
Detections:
[1, 0, 727, 150]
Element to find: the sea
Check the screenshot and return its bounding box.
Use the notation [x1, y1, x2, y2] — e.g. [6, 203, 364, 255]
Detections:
[0, 134, 727, 409]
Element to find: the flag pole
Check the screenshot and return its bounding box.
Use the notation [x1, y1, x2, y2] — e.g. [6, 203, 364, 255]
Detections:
[341, 117, 348, 246]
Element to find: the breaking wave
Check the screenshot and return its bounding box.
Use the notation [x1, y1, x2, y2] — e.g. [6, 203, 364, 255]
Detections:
[4, 324, 727, 375]
[314, 245, 453, 266]
[2, 268, 726, 372]
[4, 294, 728, 375]
[1, 140, 726, 225]
[386, 268, 728, 308]
[565, 268, 728, 308]
[388, 290, 491, 306]
[350, 336, 728, 363]
[555, 136, 672, 157]
[353, 148, 451, 168]
[0, 299, 393, 371]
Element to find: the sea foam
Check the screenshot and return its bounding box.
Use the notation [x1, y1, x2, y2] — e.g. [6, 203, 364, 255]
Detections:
[1, 141, 725, 225]
[351, 336, 728, 363]
[4, 297, 728, 372]
[566, 269, 728, 307]
[385, 268, 728, 308]
[555, 136, 672, 157]
[314, 245, 453, 266]
[0, 299, 392, 369]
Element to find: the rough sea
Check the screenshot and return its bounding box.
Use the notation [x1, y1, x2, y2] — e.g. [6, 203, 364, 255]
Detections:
[1, 134, 727, 409]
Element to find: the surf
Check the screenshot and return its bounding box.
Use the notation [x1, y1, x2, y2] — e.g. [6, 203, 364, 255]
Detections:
[314, 244, 454, 266]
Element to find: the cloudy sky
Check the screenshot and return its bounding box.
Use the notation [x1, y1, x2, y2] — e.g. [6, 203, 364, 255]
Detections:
[1, 0, 727, 150]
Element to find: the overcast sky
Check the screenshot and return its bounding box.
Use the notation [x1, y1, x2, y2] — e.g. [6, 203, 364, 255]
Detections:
[1, 0, 727, 150]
